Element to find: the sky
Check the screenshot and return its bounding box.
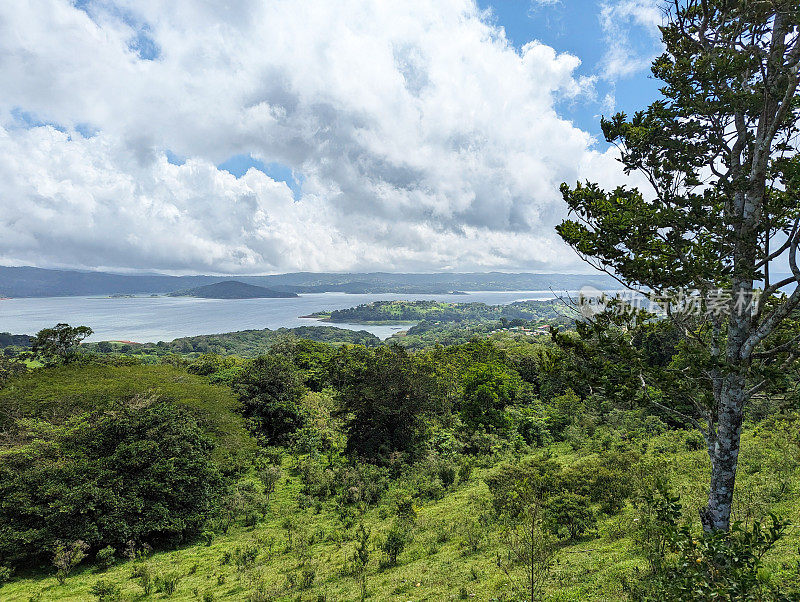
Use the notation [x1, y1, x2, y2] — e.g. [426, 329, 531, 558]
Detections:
[0, 0, 665, 275]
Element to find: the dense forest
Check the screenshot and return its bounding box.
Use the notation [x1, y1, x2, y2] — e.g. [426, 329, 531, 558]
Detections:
[307, 300, 567, 325]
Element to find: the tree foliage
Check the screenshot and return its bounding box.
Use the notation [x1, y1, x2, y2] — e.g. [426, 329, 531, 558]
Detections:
[28, 323, 93, 365]
[556, 0, 800, 531]
[234, 355, 308, 445]
[0, 400, 221, 569]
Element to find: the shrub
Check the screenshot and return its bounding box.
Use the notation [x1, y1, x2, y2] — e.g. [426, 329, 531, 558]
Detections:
[155, 570, 182, 596]
[394, 492, 417, 523]
[95, 546, 116, 570]
[89, 579, 121, 601]
[381, 524, 409, 566]
[543, 492, 596, 540]
[484, 455, 561, 518]
[233, 544, 259, 572]
[685, 431, 705, 451]
[201, 530, 214, 546]
[559, 452, 636, 515]
[258, 464, 282, 503]
[627, 507, 792, 601]
[338, 464, 390, 505]
[643, 415, 667, 436]
[0, 564, 13, 584]
[512, 407, 552, 447]
[53, 540, 89, 584]
[187, 353, 237, 377]
[300, 566, 316, 589]
[132, 562, 154, 595]
[0, 401, 221, 570]
[545, 389, 583, 440]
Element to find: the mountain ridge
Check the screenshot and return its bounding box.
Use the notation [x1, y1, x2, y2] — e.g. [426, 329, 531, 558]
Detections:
[0, 265, 615, 297]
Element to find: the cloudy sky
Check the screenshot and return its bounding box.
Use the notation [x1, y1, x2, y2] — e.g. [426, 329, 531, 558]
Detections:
[0, 0, 664, 275]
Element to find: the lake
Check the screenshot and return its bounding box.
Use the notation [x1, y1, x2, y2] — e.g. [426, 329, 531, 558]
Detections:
[0, 290, 573, 342]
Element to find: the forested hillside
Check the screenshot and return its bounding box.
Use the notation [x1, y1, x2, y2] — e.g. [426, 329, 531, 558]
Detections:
[1, 320, 799, 600]
[307, 300, 566, 324]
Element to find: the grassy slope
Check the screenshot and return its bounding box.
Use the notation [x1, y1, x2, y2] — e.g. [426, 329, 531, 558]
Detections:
[3, 427, 798, 601]
[0, 365, 255, 465]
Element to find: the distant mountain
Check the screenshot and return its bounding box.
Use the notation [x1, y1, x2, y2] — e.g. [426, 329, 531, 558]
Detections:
[168, 281, 298, 299]
[0, 265, 615, 297]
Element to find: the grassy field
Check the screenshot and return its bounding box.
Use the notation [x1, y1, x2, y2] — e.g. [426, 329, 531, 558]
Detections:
[3, 423, 798, 601]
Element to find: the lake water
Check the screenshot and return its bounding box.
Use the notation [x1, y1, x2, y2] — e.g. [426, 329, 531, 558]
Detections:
[0, 290, 574, 342]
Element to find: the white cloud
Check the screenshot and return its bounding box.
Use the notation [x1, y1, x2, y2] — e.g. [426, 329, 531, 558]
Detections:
[0, 0, 627, 274]
[599, 0, 664, 80]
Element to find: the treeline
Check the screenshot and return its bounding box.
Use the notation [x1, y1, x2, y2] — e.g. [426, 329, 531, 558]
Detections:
[313, 299, 567, 324]
[80, 326, 380, 359]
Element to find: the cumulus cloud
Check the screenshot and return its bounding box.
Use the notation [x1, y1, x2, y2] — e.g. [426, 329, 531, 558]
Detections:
[599, 0, 665, 80]
[0, 0, 630, 274]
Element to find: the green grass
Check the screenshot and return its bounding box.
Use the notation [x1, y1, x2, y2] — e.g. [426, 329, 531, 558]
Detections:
[3, 425, 798, 601]
[0, 364, 255, 465]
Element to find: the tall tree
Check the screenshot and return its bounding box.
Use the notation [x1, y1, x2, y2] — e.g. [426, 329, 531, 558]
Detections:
[557, 0, 800, 531]
[28, 323, 93, 365]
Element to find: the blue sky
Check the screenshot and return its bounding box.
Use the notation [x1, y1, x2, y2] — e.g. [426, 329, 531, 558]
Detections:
[479, 0, 663, 137]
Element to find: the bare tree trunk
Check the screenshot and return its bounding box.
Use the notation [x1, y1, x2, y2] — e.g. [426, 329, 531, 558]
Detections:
[703, 372, 746, 531]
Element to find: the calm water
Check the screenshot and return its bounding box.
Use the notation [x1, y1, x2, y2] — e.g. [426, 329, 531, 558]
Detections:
[0, 291, 570, 342]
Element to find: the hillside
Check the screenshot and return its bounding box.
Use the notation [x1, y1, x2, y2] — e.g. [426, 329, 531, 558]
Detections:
[308, 299, 566, 324]
[168, 281, 298, 299]
[2, 422, 798, 601]
[0, 266, 614, 297]
[1, 333, 799, 600]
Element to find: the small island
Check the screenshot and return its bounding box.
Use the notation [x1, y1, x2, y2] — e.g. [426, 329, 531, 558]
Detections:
[168, 280, 298, 299]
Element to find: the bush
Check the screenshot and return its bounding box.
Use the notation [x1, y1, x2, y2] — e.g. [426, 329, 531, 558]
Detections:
[484, 455, 561, 518]
[0, 401, 222, 569]
[381, 524, 409, 566]
[545, 389, 583, 440]
[155, 570, 182, 596]
[543, 492, 596, 540]
[132, 562, 154, 595]
[53, 540, 88, 584]
[338, 464, 390, 505]
[95, 545, 116, 570]
[187, 353, 237, 377]
[510, 406, 552, 447]
[559, 452, 636, 515]
[90, 579, 121, 601]
[627, 504, 793, 601]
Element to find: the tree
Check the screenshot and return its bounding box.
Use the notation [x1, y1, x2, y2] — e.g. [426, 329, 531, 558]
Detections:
[0, 354, 26, 386]
[29, 323, 93, 365]
[460, 362, 520, 432]
[0, 400, 221, 569]
[332, 345, 439, 464]
[557, 1, 800, 531]
[234, 355, 307, 445]
[351, 523, 371, 601]
[500, 502, 556, 602]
